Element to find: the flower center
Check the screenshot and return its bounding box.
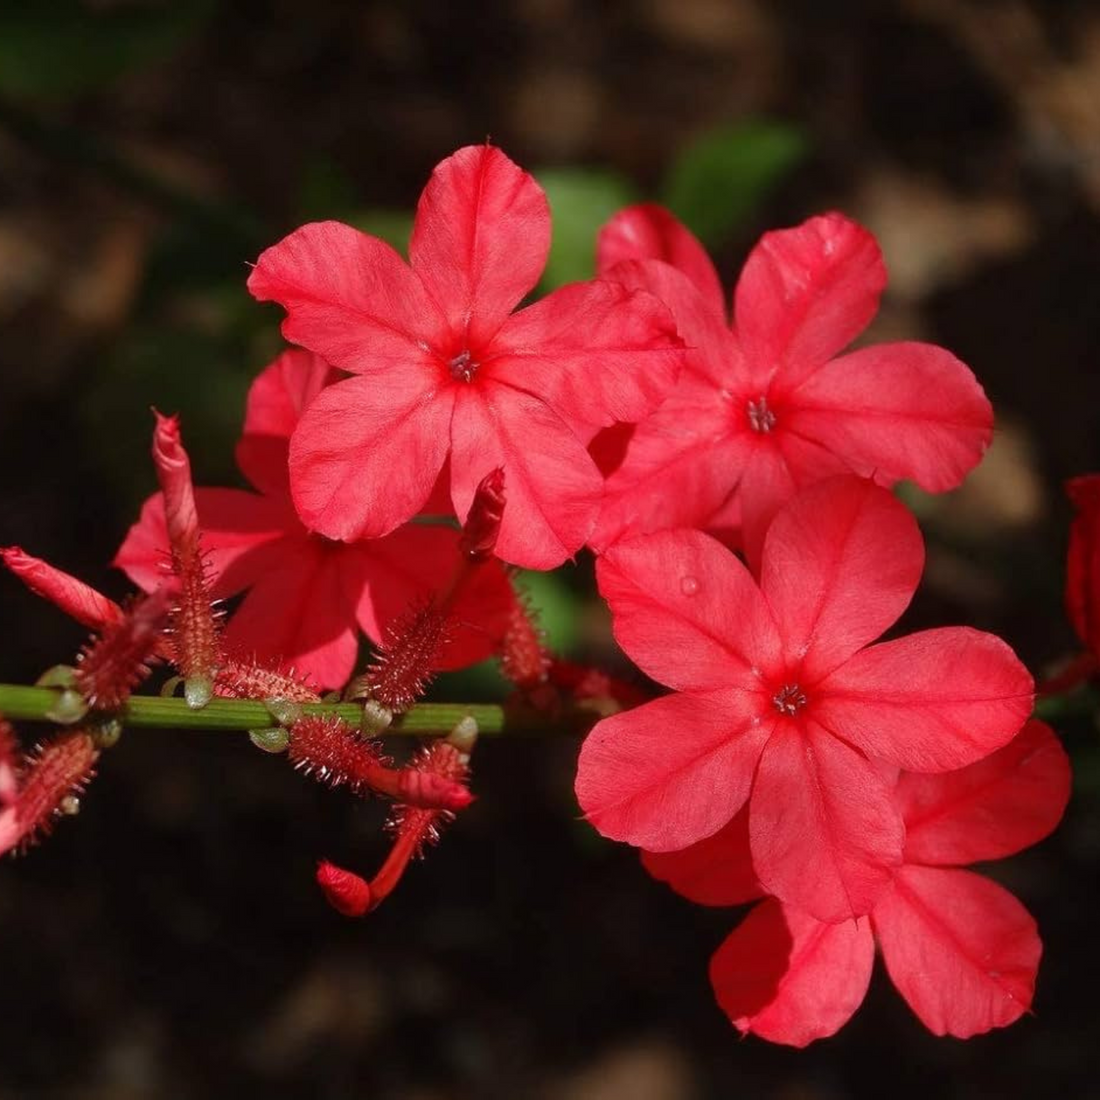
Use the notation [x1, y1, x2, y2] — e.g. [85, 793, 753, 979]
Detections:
[746, 395, 777, 433]
[449, 349, 479, 383]
[772, 683, 807, 716]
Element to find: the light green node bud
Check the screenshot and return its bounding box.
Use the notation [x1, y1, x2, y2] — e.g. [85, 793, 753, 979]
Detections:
[447, 715, 479, 756]
[249, 727, 290, 754]
[360, 700, 392, 737]
[184, 675, 213, 710]
[264, 698, 303, 727]
[44, 688, 89, 726]
[92, 719, 123, 749]
[36, 665, 76, 690]
[159, 675, 183, 698]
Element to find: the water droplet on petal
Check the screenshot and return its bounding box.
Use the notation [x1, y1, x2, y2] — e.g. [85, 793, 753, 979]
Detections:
[680, 575, 699, 596]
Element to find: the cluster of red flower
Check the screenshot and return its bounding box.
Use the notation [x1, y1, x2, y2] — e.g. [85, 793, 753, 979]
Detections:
[0, 144, 1078, 1045]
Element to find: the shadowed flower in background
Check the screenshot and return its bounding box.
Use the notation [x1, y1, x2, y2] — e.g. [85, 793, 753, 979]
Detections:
[115, 347, 514, 689]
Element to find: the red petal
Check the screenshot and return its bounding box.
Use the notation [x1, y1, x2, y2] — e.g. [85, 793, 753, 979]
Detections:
[815, 627, 1034, 772]
[589, 388, 751, 553]
[448, 384, 602, 570]
[761, 477, 924, 680]
[642, 806, 762, 906]
[603, 258, 742, 388]
[595, 529, 781, 692]
[785, 342, 992, 492]
[597, 203, 726, 314]
[1065, 474, 1100, 650]
[222, 541, 361, 690]
[898, 719, 1071, 866]
[734, 213, 886, 391]
[247, 221, 444, 372]
[874, 865, 1040, 1038]
[115, 489, 291, 599]
[711, 898, 874, 1047]
[409, 145, 549, 347]
[575, 690, 773, 851]
[237, 348, 338, 497]
[352, 524, 512, 670]
[490, 279, 684, 429]
[750, 720, 904, 922]
[288, 374, 454, 541]
[736, 432, 852, 573]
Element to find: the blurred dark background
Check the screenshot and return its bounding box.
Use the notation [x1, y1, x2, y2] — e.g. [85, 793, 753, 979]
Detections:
[1, 1, 1100, 1097]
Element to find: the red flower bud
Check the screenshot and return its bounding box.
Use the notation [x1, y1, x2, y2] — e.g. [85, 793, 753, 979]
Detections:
[316, 860, 371, 917]
[317, 723, 477, 918]
[1, 546, 123, 632]
[460, 467, 506, 562]
[150, 411, 222, 706]
[152, 411, 200, 554]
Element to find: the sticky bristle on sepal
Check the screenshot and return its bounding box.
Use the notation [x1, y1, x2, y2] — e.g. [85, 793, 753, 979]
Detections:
[167, 548, 223, 692]
[500, 582, 551, 690]
[287, 715, 392, 792]
[384, 740, 470, 857]
[214, 658, 321, 702]
[74, 588, 170, 709]
[365, 599, 451, 712]
[3, 731, 99, 855]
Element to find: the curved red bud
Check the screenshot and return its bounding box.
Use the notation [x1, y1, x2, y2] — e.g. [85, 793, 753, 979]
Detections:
[316, 860, 371, 917]
[460, 467, 506, 561]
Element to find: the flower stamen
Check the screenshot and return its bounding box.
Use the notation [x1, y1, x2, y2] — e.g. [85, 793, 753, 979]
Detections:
[772, 683, 807, 716]
[747, 396, 777, 434]
[449, 349, 478, 382]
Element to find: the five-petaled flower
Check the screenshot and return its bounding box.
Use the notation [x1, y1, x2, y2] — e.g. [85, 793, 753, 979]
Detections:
[590, 205, 993, 564]
[575, 475, 1034, 922]
[644, 720, 1070, 1045]
[116, 348, 513, 690]
[247, 145, 686, 569]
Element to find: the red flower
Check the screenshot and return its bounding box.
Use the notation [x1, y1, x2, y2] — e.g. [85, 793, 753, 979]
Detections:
[116, 349, 513, 690]
[575, 476, 1033, 921]
[247, 145, 685, 569]
[644, 720, 1071, 1044]
[591, 205, 992, 564]
[1066, 474, 1100, 654]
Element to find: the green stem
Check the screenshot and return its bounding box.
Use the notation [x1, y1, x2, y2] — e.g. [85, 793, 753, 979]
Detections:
[0, 683, 590, 738]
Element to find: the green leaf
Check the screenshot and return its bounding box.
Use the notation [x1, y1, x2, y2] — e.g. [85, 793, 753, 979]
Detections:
[538, 167, 638, 290]
[662, 121, 806, 248]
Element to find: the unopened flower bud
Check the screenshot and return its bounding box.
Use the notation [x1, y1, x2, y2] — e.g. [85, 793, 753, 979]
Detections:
[1, 546, 123, 632]
[316, 860, 371, 917]
[460, 467, 506, 562]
